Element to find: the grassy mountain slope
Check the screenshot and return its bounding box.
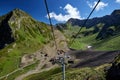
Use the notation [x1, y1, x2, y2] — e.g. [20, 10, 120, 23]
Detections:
[61, 23, 120, 50]
[55, 9, 120, 50]
[0, 9, 51, 77]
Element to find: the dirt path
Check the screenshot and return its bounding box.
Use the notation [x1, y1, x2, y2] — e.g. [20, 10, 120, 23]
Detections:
[15, 58, 57, 80]
[0, 61, 37, 80]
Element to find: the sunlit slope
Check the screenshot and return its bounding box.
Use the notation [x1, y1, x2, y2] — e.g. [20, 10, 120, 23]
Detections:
[0, 9, 51, 76]
[62, 24, 120, 50]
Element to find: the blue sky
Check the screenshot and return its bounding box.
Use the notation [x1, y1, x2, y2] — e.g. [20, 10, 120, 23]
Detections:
[0, 0, 120, 24]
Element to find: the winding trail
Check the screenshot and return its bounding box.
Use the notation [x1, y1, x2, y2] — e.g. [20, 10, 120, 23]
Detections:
[15, 58, 57, 80]
[0, 61, 37, 80]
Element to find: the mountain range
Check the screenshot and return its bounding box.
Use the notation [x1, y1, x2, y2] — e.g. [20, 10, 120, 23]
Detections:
[56, 9, 120, 40]
[67, 10, 120, 27]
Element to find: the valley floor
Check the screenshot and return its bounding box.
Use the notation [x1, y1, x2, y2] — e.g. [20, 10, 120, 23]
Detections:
[15, 50, 120, 80]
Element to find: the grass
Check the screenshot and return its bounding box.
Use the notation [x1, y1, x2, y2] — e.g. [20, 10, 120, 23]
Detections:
[0, 40, 44, 77]
[0, 10, 52, 78]
[70, 39, 87, 50]
[69, 33, 98, 50]
[48, 67, 106, 80]
[23, 67, 106, 80]
[0, 60, 39, 80]
[70, 33, 120, 50]
[0, 39, 43, 76]
[93, 35, 120, 50]
[23, 67, 61, 80]
[64, 24, 120, 50]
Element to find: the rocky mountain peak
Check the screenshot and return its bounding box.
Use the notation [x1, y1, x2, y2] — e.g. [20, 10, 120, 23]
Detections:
[0, 8, 29, 22]
[67, 18, 80, 23]
[11, 8, 30, 18]
[111, 9, 120, 16]
[13, 8, 21, 11]
[0, 8, 51, 49]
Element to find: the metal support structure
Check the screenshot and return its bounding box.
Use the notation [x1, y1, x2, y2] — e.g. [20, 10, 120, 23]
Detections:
[62, 58, 65, 80]
[50, 50, 74, 80]
[57, 57, 66, 80]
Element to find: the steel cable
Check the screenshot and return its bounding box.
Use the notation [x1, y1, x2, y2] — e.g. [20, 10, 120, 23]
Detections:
[44, 0, 58, 50]
[69, 0, 101, 47]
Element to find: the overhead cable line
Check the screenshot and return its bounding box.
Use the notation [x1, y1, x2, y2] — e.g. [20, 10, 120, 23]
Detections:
[44, 0, 58, 50]
[69, 0, 101, 47]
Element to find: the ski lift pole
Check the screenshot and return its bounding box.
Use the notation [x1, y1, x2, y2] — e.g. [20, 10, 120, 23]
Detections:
[50, 50, 74, 80]
[61, 57, 65, 80]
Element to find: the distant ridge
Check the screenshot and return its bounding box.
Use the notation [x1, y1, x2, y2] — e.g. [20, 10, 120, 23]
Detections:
[67, 9, 120, 28]
[65, 9, 120, 39]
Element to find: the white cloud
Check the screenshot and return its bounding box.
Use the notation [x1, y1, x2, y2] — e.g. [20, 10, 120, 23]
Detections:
[116, 0, 120, 3]
[87, 1, 108, 11]
[46, 4, 82, 22]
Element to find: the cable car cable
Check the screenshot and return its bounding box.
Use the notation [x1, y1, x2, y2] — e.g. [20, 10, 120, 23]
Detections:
[69, 0, 101, 47]
[44, 0, 58, 50]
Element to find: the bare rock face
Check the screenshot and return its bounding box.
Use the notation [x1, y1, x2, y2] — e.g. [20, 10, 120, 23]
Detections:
[0, 12, 15, 49]
[20, 54, 35, 67]
[106, 63, 120, 80]
[111, 10, 120, 16]
[0, 9, 27, 49]
[106, 54, 120, 80]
